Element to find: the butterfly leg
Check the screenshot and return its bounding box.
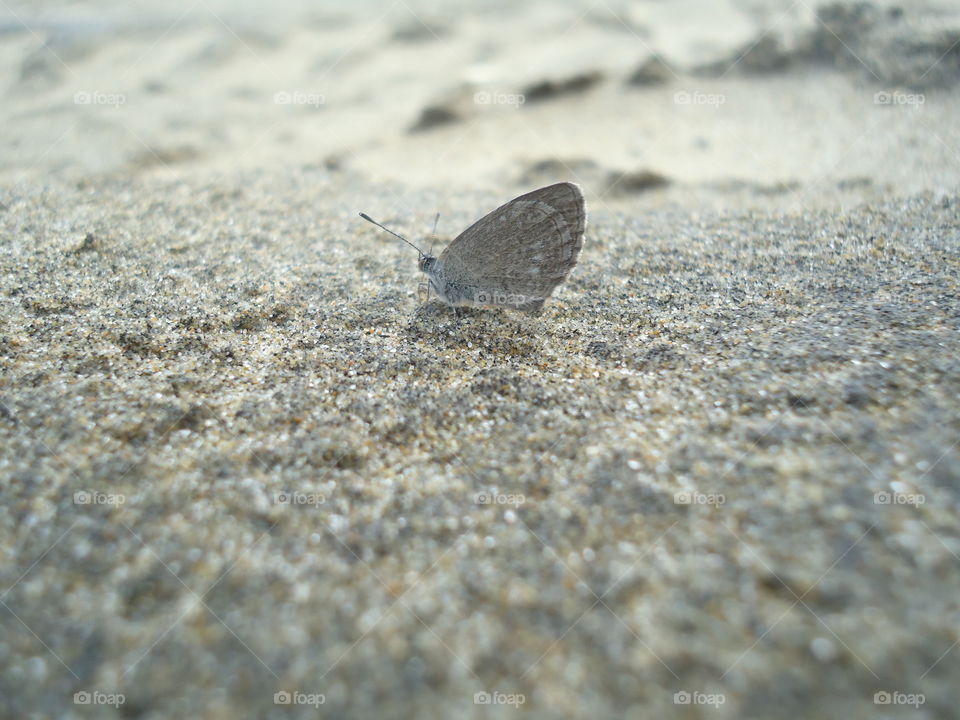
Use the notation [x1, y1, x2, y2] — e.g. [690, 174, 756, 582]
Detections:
[417, 281, 431, 304]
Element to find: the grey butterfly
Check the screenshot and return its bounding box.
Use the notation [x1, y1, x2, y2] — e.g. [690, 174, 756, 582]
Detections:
[361, 182, 586, 313]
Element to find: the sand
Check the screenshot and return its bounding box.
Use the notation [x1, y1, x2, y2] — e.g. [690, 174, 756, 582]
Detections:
[1, 1, 959, 718]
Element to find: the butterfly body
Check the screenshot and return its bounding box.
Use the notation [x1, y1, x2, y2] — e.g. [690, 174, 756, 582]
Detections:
[420, 182, 586, 313]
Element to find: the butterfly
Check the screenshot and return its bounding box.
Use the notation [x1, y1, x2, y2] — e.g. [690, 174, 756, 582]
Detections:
[361, 182, 586, 313]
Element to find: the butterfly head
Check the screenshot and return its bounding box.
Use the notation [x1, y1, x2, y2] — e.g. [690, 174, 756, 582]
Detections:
[418, 254, 437, 273]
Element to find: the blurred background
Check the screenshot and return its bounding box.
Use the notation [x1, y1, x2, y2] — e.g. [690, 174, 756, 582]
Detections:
[3, 0, 959, 214]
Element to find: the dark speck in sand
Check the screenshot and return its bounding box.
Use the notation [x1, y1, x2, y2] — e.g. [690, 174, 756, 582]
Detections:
[522, 71, 603, 102]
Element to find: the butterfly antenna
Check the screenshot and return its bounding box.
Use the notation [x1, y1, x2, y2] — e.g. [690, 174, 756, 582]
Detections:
[359, 212, 426, 257]
[430, 212, 440, 255]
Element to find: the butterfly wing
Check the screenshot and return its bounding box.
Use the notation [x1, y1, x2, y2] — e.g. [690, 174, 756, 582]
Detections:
[434, 182, 586, 311]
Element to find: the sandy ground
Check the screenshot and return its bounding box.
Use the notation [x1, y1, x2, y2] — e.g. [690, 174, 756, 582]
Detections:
[1, 1, 959, 718]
